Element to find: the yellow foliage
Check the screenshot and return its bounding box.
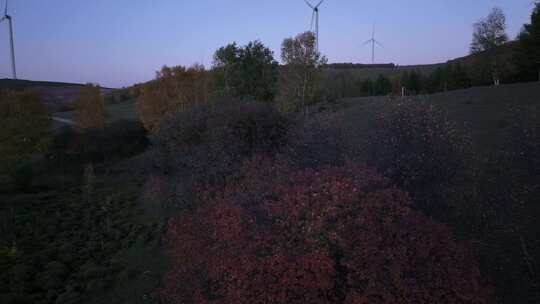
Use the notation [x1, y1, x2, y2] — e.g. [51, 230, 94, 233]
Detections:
[75, 84, 107, 130]
[137, 64, 214, 132]
[0, 90, 51, 161]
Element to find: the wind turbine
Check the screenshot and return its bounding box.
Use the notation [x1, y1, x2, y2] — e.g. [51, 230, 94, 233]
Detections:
[363, 23, 383, 64]
[1, 0, 17, 79]
[304, 0, 324, 52]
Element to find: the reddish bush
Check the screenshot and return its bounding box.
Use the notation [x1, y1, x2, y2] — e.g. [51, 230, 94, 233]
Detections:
[158, 159, 491, 303]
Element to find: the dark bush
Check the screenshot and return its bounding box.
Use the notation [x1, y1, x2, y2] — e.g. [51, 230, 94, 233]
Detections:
[287, 112, 356, 169]
[49, 120, 148, 165]
[151, 101, 293, 186]
[366, 99, 476, 218]
[84, 120, 149, 162]
[159, 158, 492, 303]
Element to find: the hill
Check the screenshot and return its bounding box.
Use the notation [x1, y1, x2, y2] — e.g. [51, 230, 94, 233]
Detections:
[324, 41, 519, 80]
[0, 79, 114, 112]
[319, 81, 540, 152]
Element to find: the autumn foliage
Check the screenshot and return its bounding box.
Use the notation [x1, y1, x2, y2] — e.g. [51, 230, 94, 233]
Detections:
[158, 158, 491, 303]
[278, 31, 327, 113]
[137, 64, 213, 131]
[151, 101, 292, 188]
[0, 90, 51, 161]
[75, 84, 107, 130]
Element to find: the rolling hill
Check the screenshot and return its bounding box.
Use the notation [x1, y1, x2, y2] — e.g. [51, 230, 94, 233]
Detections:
[319, 81, 540, 153]
[323, 41, 519, 81]
[0, 79, 114, 112]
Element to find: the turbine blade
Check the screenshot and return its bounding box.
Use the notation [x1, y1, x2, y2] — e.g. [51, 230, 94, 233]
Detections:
[4, 0, 8, 16]
[363, 40, 372, 46]
[315, 0, 324, 8]
[303, 0, 314, 9]
[375, 40, 384, 48]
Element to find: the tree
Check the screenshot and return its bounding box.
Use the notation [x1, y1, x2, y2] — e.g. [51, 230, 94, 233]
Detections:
[279, 32, 327, 113]
[136, 64, 213, 131]
[75, 84, 107, 130]
[374, 74, 392, 96]
[426, 67, 446, 93]
[0, 90, 51, 161]
[471, 7, 508, 54]
[515, 2, 540, 81]
[358, 78, 374, 97]
[401, 70, 424, 95]
[471, 7, 508, 85]
[450, 63, 472, 89]
[213, 41, 279, 102]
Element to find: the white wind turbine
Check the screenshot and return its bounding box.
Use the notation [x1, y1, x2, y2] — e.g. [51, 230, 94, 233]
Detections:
[363, 23, 383, 64]
[1, 0, 17, 79]
[303, 0, 325, 52]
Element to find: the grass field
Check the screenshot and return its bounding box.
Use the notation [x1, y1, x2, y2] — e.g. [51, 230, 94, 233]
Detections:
[53, 101, 138, 129]
[319, 81, 540, 152]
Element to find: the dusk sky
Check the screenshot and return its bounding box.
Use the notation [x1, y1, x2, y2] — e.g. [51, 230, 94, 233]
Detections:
[0, 0, 535, 88]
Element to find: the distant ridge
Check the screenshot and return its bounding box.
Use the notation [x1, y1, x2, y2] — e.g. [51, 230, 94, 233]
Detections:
[325, 63, 396, 69]
[0, 78, 113, 90]
[326, 41, 518, 72]
[0, 78, 114, 112]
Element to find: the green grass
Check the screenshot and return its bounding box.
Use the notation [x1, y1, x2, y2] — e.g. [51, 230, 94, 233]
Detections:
[54, 101, 138, 124]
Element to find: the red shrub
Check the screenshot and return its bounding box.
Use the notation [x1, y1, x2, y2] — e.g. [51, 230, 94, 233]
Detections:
[158, 159, 491, 303]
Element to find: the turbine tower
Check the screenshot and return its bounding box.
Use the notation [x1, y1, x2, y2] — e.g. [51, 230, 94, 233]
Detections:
[363, 23, 383, 64]
[1, 0, 17, 79]
[304, 0, 324, 52]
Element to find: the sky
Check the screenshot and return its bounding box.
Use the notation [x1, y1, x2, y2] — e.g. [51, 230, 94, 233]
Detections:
[0, 0, 536, 88]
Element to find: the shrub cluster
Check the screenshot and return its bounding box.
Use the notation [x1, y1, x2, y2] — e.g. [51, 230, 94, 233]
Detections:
[50, 120, 148, 165]
[0, 90, 51, 162]
[158, 158, 492, 303]
[0, 180, 160, 304]
[151, 101, 293, 187]
[364, 100, 539, 302]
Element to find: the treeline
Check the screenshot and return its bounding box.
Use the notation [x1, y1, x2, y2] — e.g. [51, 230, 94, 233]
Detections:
[322, 63, 473, 99]
[324, 4, 540, 100]
[324, 62, 396, 69]
[136, 31, 326, 132]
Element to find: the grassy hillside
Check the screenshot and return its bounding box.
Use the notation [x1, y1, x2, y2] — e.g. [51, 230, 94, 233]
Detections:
[321, 41, 521, 100]
[52, 101, 138, 129]
[0, 79, 87, 90]
[320, 81, 540, 152]
[323, 41, 519, 81]
[1, 79, 115, 112]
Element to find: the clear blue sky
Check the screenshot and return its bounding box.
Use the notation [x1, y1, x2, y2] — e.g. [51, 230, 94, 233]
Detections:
[0, 0, 535, 88]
